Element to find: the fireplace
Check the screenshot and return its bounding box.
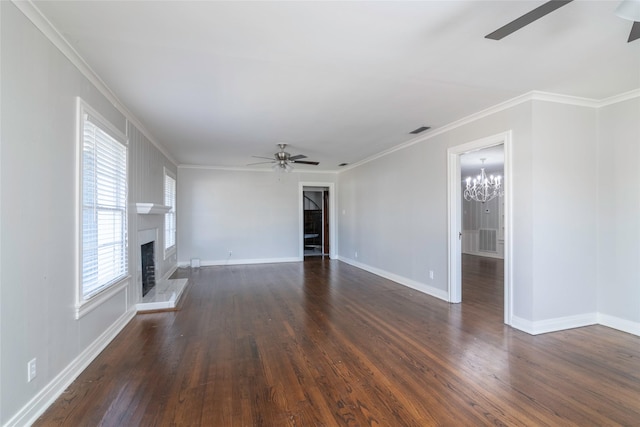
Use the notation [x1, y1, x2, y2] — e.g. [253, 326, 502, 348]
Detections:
[138, 228, 159, 298]
[141, 241, 156, 296]
[135, 226, 188, 312]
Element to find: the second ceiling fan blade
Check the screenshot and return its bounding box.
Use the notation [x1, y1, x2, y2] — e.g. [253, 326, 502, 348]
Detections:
[628, 21, 640, 42]
[485, 0, 574, 40]
[292, 160, 320, 165]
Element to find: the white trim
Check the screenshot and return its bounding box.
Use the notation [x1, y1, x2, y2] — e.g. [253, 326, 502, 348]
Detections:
[512, 313, 598, 336]
[597, 313, 640, 337]
[12, 0, 177, 166]
[136, 203, 171, 214]
[75, 277, 130, 319]
[177, 257, 301, 268]
[299, 182, 337, 260]
[510, 315, 535, 334]
[528, 90, 600, 108]
[339, 257, 449, 302]
[447, 131, 513, 325]
[76, 97, 130, 319]
[339, 89, 639, 174]
[597, 88, 640, 107]
[163, 167, 177, 256]
[3, 308, 136, 427]
[447, 150, 462, 303]
[177, 164, 338, 174]
[78, 97, 127, 146]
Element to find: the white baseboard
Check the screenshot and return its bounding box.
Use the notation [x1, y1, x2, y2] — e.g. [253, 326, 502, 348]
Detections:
[511, 312, 598, 335]
[4, 309, 136, 427]
[178, 256, 301, 268]
[339, 257, 448, 302]
[598, 313, 640, 337]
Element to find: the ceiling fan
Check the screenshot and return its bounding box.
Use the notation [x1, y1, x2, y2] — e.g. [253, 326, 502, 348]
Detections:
[485, 0, 640, 43]
[248, 144, 320, 172]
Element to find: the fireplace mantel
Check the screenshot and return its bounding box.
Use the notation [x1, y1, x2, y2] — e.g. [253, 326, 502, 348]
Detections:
[136, 203, 171, 214]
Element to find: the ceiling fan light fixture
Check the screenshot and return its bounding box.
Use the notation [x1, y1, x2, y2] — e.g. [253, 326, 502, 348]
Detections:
[252, 143, 317, 172]
[615, 0, 640, 21]
[273, 160, 293, 173]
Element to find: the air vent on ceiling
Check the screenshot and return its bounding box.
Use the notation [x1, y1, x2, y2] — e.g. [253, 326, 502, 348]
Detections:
[409, 126, 431, 134]
[338, 163, 349, 167]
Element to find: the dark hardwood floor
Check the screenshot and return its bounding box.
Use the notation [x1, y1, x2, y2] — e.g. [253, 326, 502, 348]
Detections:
[35, 256, 640, 426]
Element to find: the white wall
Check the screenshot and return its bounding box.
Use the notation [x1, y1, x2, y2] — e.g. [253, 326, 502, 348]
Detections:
[177, 167, 336, 265]
[338, 98, 610, 331]
[597, 97, 640, 333]
[530, 102, 598, 324]
[338, 140, 449, 298]
[339, 102, 536, 317]
[0, 3, 176, 424]
[339, 96, 640, 334]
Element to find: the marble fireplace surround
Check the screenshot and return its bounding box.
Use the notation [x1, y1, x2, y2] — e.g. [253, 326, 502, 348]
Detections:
[136, 228, 187, 312]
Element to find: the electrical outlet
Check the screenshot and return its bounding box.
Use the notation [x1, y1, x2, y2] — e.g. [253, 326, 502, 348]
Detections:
[228, 250, 233, 256]
[27, 358, 36, 382]
[429, 270, 434, 280]
[355, 251, 358, 258]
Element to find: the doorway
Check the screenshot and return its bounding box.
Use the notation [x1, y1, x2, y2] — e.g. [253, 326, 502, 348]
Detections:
[447, 131, 513, 325]
[299, 182, 336, 260]
[303, 188, 328, 256]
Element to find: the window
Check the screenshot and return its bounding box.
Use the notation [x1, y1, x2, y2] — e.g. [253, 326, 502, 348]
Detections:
[164, 169, 176, 255]
[78, 99, 128, 315]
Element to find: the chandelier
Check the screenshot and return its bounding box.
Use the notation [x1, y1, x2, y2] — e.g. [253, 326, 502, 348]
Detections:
[464, 159, 503, 203]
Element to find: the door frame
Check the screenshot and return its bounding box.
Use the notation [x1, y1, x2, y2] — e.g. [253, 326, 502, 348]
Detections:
[447, 131, 513, 325]
[299, 182, 336, 260]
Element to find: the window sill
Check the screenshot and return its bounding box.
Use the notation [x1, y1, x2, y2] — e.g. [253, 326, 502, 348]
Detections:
[75, 276, 130, 320]
[136, 203, 171, 214]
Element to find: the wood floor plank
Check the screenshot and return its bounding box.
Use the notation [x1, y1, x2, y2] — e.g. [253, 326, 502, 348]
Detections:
[34, 256, 640, 426]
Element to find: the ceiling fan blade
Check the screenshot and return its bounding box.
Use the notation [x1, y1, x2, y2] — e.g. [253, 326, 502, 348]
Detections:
[485, 0, 574, 40]
[289, 154, 307, 161]
[252, 155, 276, 160]
[628, 21, 640, 43]
[291, 160, 319, 165]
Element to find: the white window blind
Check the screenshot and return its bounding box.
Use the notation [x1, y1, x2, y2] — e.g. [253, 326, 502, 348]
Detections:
[82, 113, 128, 299]
[164, 172, 176, 250]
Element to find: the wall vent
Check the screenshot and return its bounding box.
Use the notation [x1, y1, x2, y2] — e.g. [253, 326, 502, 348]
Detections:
[409, 126, 431, 134]
[478, 229, 498, 252]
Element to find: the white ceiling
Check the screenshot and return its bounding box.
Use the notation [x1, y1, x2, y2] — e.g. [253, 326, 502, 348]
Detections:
[34, 0, 640, 171]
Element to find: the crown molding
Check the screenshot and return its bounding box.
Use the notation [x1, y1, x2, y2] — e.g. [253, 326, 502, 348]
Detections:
[529, 90, 601, 108]
[14, 0, 637, 173]
[178, 164, 338, 174]
[597, 88, 640, 107]
[340, 88, 638, 173]
[12, 0, 177, 166]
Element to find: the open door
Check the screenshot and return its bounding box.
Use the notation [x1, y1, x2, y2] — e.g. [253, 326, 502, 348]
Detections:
[447, 131, 513, 325]
[323, 190, 330, 255]
[299, 182, 336, 260]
